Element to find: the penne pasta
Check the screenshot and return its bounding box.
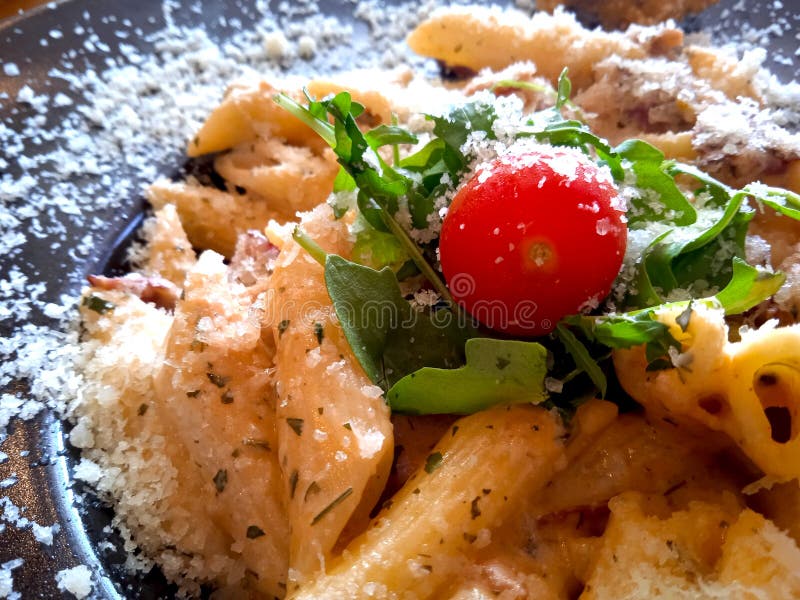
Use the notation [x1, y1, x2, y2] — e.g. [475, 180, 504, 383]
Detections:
[147, 178, 279, 258]
[291, 405, 566, 599]
[153, 251, 290, 597]
[137, 203, 197, 286]
[268, 205, 394, 587]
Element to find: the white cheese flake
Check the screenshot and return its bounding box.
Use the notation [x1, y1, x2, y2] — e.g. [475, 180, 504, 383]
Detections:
[55, 565, 93, 599]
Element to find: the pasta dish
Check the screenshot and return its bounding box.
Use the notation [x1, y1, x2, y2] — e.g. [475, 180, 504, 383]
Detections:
[71, 4, 800, 598]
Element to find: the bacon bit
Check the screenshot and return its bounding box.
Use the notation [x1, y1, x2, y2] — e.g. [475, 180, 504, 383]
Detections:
[739, 298, 797, 329]
[87, 273, 180, 310]
[436, 60, 477, 81]
[228, 230, 279, 287]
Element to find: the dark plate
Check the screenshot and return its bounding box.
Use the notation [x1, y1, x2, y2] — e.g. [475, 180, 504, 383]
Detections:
[0, 1, 797, 598]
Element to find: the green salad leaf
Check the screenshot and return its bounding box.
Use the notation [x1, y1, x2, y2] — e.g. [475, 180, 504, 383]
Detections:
[429, 101, 497, 157]
[555, 324, 610, 397]
[622, 169, 799, 312]
[277, 72, 799, 415]
[350, 214, 409, 272]
[325, 254, 471, 390]
[755, 185, 800, 220]
[558, 257, 785, 392]
[387, 338, 548, 414]
[714, 257, 785, 315]
[616, 141, 696, 226]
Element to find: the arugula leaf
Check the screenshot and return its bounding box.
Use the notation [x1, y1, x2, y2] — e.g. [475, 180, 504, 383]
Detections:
[325, 255, 471, 390]
[429, 101, 497, 155]
[555, 68, 571, 110]
[560, 310, 681, 383]
[565, 312, 675, 351]
[328, 93, 411, 230]
[671, 209, 752, 291]
[277, 91, 412, 232]
[615, 141, 696, 226]
[714, 257, 785, 314]
[491, 79, 555, 98]
[332, 168, 357, 193]
[387, 338, 548, 415]
[559, 257, 785, 389]
[526, 118, 616, 161]
[556, 324, 608, 397]
[744, 182, 800, 220]
[634, 200, 748, 305]
[365, 125, 418, 148]
[528, 126, 696, 231]
[350, 214, 409, 271]
[399, 138, 446, 171]
[273, 92, 335, 147]
[622, 182, 772, 310]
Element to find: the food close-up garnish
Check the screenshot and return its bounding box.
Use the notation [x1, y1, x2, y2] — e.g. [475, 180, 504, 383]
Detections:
[3, 0, 800, 598]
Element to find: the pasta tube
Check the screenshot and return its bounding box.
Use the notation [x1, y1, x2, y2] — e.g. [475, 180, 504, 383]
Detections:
[290, 404, 566, 599]
[268, 205, 394, 586]
[407, 7, 655, 89]
[153, 251, 290, 597]
[614, 303, 800, 480]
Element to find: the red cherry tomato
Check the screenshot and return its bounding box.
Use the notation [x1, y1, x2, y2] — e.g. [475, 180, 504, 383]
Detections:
[440, 144, 627, 336]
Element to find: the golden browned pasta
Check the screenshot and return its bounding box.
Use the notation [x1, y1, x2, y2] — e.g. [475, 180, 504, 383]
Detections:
[146, 178, 279, 257]
[615, 303, 800, 481]
[290, 405, 566, 599]
[581, 492, 745, 599]
[748, 479, 800, 544]
[407, 7, 659, 89]
[137, 203, 197, 286]
[214, 137, 339, 217]
[267, 205, 394, 587]
[153, 250, 290, 597]
[77, 293, 244, 594]
[187, 78, 326, 157]
[533, 412, 749, 518]
[717, 509, 800, 596]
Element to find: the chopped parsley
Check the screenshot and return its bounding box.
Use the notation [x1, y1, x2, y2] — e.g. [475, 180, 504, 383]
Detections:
[311, 488, 354, 525]
[213, 469, 227, 493]
[304, 481, 321, 502]
[278, 319, 290, 337]
[286, 418, 304, 436]
[246, 525, 265, 539]
[189, 339, 207, 352]
[206, 372, 229, 388]
[424, 452, 443, 474]
[470, 496, 482, 519]
[243, 438, 271, 451]
[82, 295, 115, 314]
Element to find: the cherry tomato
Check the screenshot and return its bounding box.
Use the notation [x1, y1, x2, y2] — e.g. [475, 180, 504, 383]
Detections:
[439, 144, 627, 336]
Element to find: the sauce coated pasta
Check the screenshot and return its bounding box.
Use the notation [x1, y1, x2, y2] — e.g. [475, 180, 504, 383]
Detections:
[73, 4, 800, 598]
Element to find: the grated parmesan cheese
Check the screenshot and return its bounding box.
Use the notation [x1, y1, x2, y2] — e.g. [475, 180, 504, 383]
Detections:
[0, 0, 798, 597]
[0, 559, 23, 600]
[54, 565, 93, 600]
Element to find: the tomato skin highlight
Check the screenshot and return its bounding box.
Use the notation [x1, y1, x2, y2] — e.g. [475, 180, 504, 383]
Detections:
[440, 146, 627, 336]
